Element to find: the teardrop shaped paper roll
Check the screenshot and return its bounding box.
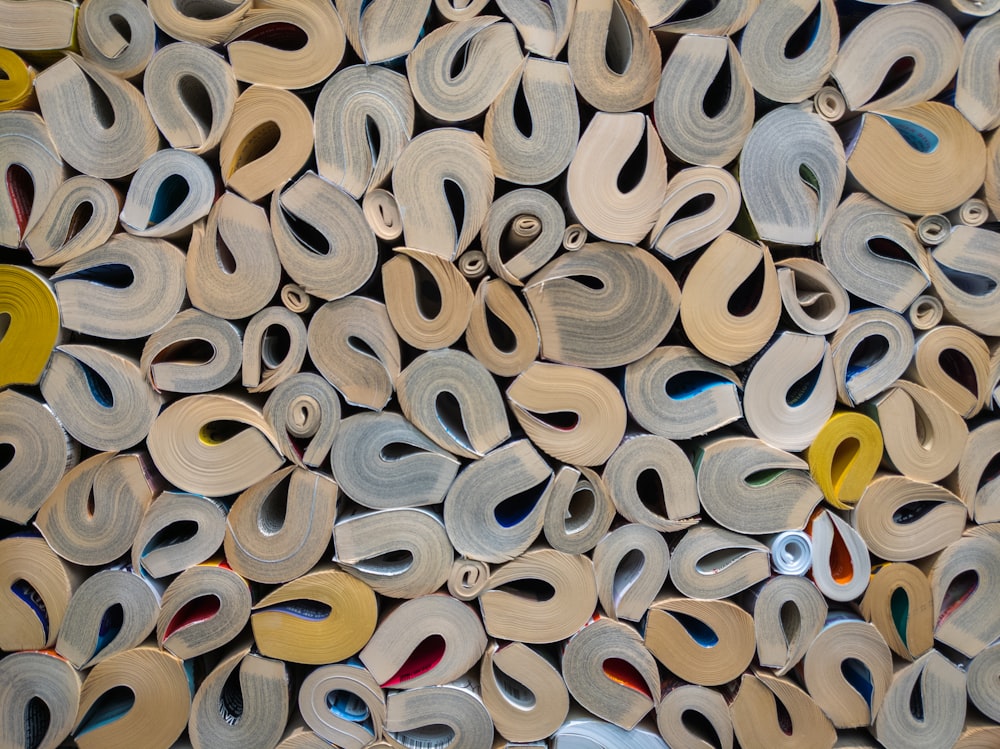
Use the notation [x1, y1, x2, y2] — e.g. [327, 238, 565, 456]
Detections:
[563, 617, 660, 730]
[495, 0, 573, 57]
[36, 452, 156, 567]
[384, 682, 494, 749]
[120, 149, 214, 239]
[0, 265, 59, 388]
[748, 574, 827, 675]
[480, 188, 565, 286]
[484, 57, 578, 185]
[24, 175, 121, 267]
[146, 393, 285, 497]
[551, 715, 669, 748]
[338, 0, 431, 63]
[131, 492, 228, 579]
[40, 345, 163, 452]
[645, 597, 756, 686]
[860, 562, 934, 661]
[730, 670, 837, 749]
[568, 0, 660, 112]
[443, 440, 551, 563]
[35, 54, 159, 179]
[928, 533, 1000, 658]
[263, 372, 340, 467]
[832, 3, 962, 112]
[298, 662, 385, 749]
[187, 192, 282, 320]
[806, 508, 871, 602]
[957, 14, 1000, 131]
[0, 390, 73, 524]
[845, 103, 987, 216]
[362, 189, 403, 241]
[830, 308, 914, 406]
[852, 475, 966, 562]
[220, 85, 313, 202]
[543, 466, 617, 555]
[566, 112, 667, 244]
[873, 650, 967, 749]
[634, 0, 756, 34]
[224, 467, 337, 584]
[465, 278, 539, 377]
[776, 256, 851, 336]
[739, 0, 839, 103]
[648, 166, 742, 261]
[0, 650, 80, 749]
[625, 346, 743, 440]
[697, 435, 823, 534]
[0, 534, 74, 650]
[669, 525, 770, 600]
[308, 296, 401, 410]
[603, 434, 699, 533]
[314, 64, 414, 198]
[480, 640, 569, 742]
[72, 646, 191, 749]
[393, 128, 494, 260]
[969, 643, 1000, 723]
[679, 232, 781, 366]
[140, 309, 243, 394]
[908, 324, 991, 418]
[744, 331, 837, 452]
[480, 549, 597, 643]
[148, 0, 251, 45]
[243, 307, 309, 395]
[336, 507, 453, 599]
[593, 524, 670, 622]
[189, 643, 289, 749]
[958, 421, 1000, 523]
[654, 35, 754, 167]
[908, 294, 945, 331]
[988, 131, 1000, 220]
[56, 566, 159, 669]
[331, 412, 460, 509]
[143, 42, 238, 154]
[397, 349, 509, 459]
[739, 105, 845, 245]
[407, 16, 522, 122]
[806, 411, 883, 510]
[0, 50, 34, 111]
[77, 0, 155, 80]
[523, 242, 680, 368]
[507, 362, 627, 467]
[447, 558, 490, 601]
[360, 595, 487, 689]
[155, 561, 250, 659]
[657, 681, 734, 749]
[767, 531, 813, 575]
[225, 0, 345, 89]
[927, 225, 1000, 336]
[801, 613, 893, 729]
[0, 111, 63, 247]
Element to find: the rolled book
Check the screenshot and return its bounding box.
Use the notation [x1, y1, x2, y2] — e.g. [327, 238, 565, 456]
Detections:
[928, 533, 1000, 658]
[156, 560, 251, 659]
[653, 34, 754, 168]
[957, 420, 1000, 523]
[146, 393, 285, 497]
[338, 0, 430, 63]
[989, 131, 1000, 220]
[480, 188, 565, 286]
[916, 213, 951, 246]
[276, 724, 337, 749]
[188, 641, 289, 749]
[542, 466, 617, 555]
[362, 190, 404, 242]
[679, 232, 781, 367]
[480, 641, 569, 743]
[907, 324, 992, 418]
[635, 0, 756, 33]
[776, 257, 850, 336]
[0, 534, 75, 650]
[873, 650, 967, 749]
[730, 669, 837, 749]
[860, 562, 934, 661]
[140, 309, 243, 394]
[131, 491, 227, 579]
[262, 372, 340, 466]
[224, 467, 338, 584]
[562, 616, 660, 730]
[281, 284, 312, 314]
[36, 452, 157, 567]
[593, 523, 670, 622]
[0, 649, 80, 749]
[656, 680, 734, 749]
[484, 58, 578, 186]
[307, 296, 401, 410]
[0, 112, 63, 249]
[551, 713, 668, 748]
[187, 192, 282, 321]
[957, 14, 1000, 132]
[479, 548, 597, 643]
[383, 680, 494, 749]
[645, 596, 756, 687]
[806, 411, 883, 510]
[465, 278, 540, 377]
[766, 531, 814, 576]
[24, 175, 120, 267]
[147, 0, 251, 45]
[747, 574, 827, 675]
[0, 0, 77, 50]
[806, 508, 871, 602]
[330, 411, 460, 510]
[956, 713, 1000, 749]
[0, 49, 33, 111]
[696, 435, 823, 534]
[0, 266, 59, 387]
[670, 525, 770, 600]
[77, 0, 155, 80]
[143, 41, 238, 154]
[0, 389, 74, 524]
[800, 612, 894, 729]
[927, 225, 1000, 337]
[907, 294, 945, 331]
[72, 646, 191, 749]
[298, 661, 385, 749]
[245, 309, 310, 396]
[829, 308, 913, 406]
[251, 566, 378, 665]
[314, 64, 414, 199]
[443, 439, 552, 563]
[119, 149, 214, 239]
[447, 558, 490, 601]
[969, 642, 1000, 723]
[649, 166, 742, 261]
